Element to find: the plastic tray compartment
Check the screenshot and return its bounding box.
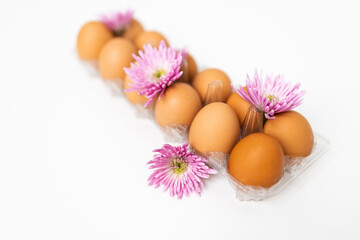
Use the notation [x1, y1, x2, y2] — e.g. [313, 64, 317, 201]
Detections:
[206, 133, 330, 201]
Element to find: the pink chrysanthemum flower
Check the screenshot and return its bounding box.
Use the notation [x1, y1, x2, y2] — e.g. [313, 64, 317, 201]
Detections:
[233, 70, 305, 119]
[147, 143, 217, 199]
[100, 10, 133, 36]
[179, 49, 188, 61]
[124, 41, 183, 107]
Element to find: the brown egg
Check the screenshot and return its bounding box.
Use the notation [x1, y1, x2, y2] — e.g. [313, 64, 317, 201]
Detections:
[192, 68, 232, 103]
[76, 21, 113, 60]
[189, 102, 240, 154]
[154, 82, 202, 128]
[228, 133, 284, 188]
[226, 89, 251, 127]
[123, 19, 144, 42]
[98, 38, 136, 80]
[135, 31, 169, 49]
[186, 54, 198, 83]
[264, 111, 314, 157]
[178, 53, 198, 83]
[124, 75, 148, 105]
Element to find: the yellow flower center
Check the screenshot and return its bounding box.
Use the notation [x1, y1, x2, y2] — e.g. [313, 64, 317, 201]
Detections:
[170, 157, 188, 175]
[153, 69, 166, 79]
[266, 94, 278, 103]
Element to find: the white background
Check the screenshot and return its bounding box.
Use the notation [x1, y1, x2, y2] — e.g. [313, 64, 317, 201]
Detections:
[0, 0, 359, 239]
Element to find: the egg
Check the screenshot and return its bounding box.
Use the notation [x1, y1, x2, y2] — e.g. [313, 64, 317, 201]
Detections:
[76, 21, 113, 60]
[264, 111, 314, 157]
[228, 133, 284, 188]
[185, 54, 198, 83]
[226, 89, 251, 126]
[178, 53, 198, 83]
[98, 38, 136, 80]
[124, 75, 148, 106]
[123, 19, 144, 42]
[192, 68, 232, 103]
[154, 82, 202, 128]
[188, 102, 240, 154]
[135, 31, 169, 49]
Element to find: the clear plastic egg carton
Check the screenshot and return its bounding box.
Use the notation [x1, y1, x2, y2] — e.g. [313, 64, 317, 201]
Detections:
[77, 54, 194, 141]
[78, 55, 331, 201]
[206, 133, 330, 201]
[79, 59, 99, 78]
[77, 56, 123, 94]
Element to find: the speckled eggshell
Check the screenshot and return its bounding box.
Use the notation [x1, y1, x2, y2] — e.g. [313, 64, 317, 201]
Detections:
[154, 82, 202, 128]
[264, 111, 314, 157]
[188, 102, 240, 154]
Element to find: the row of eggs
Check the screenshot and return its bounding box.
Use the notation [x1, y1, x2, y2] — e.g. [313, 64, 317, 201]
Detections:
[76, 17, 314, 188]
